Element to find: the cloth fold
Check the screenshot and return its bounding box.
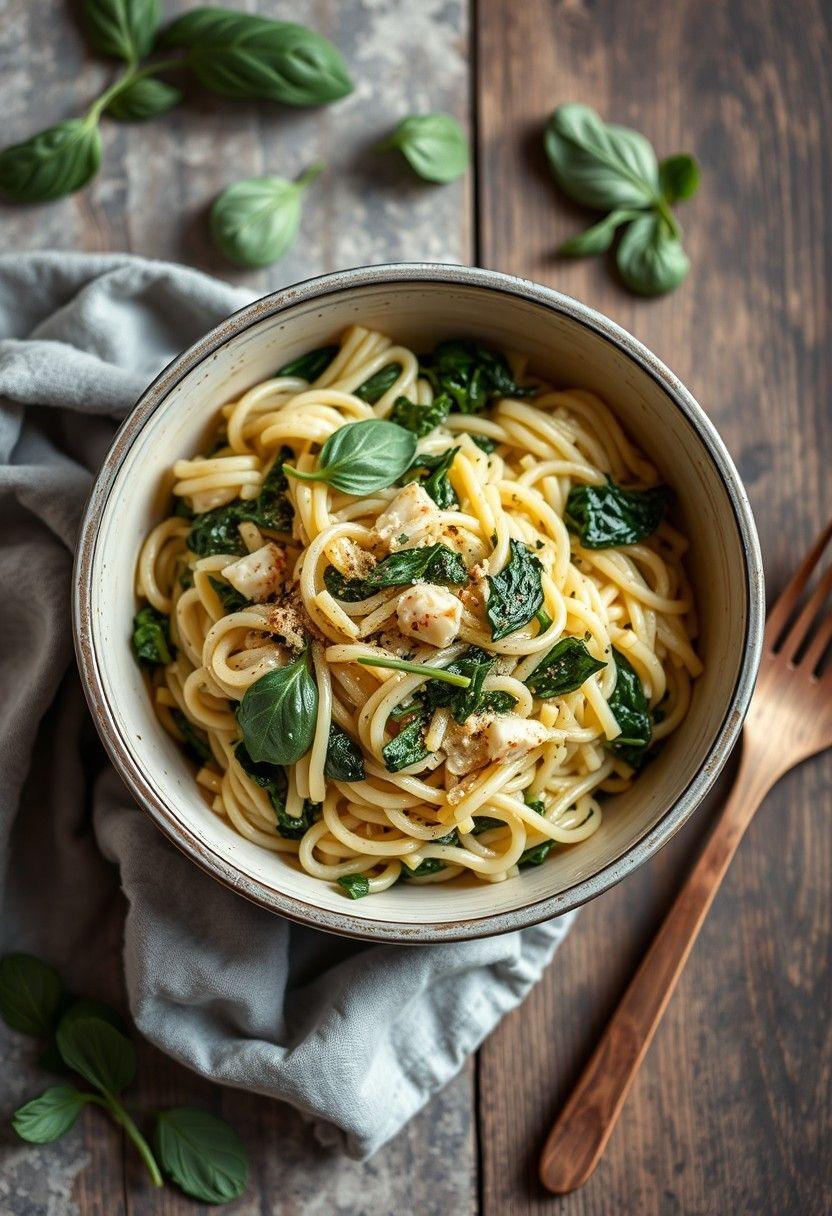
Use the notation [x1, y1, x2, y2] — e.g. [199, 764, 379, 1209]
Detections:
[0, 252, 573, 1158]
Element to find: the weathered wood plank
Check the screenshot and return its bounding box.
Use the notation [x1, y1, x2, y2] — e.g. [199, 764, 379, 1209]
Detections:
[0, 1, 477, 1214]
[475, 0, 832, 1213]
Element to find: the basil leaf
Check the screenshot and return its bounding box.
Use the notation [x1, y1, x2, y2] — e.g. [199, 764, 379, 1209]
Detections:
[389, 392, 451, 437]
[659, 153, 700, 203]
[565, 478, 668, 548]
[519, 840, 554, 867]
[544, 103, 660, 210]
[558, 208, 640, 256]
[486, 540, 544, 642]
[12, 1085, 90, 1144]
[354, 363, 401, 404]
[616, 211, 690, 296]
[83, 0, 160, 61]
[424, 646, 515, 724]
[161, 8, 353, 106]
[275, 344, 338, 381]
[382, 715, 429, 772]
[607, 649, 652, 769]
[420, 340, 534, 414]
[337, 873, 370, 899]
[154, 1107, 248, 1205]
[284, 419, 417, 495]
[0, 120, 102, 203]
[324, 543, 467, 601]
[211, 163, 323, 268]
[105, 77, 182, 122]
[375, 113, 468, 183]
[0, 954, 64, 1038]
[131, 605, 173, 666]
[187, 452, 293, 556]
[171, 709, 212, 765]
[526, 637, 606, 698]
[324, 723, 365, 782]
[237, 652, 318, 766]
[56, 1016, 135, 1095]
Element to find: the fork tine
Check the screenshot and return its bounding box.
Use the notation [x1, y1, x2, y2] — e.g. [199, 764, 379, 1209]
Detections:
[801, 612, 832, 676]
[766, 518, 832, 648]
[779, 563, 832, 662]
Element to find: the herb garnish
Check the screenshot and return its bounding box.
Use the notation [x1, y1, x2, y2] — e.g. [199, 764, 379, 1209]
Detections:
[210, 163, 324, 268]
[1, 952, 248, 1204]
[337, 873, 370, 899]
[131, 605, 173, 666]
[275, 344, 339, 381]
[486, 540, 544, 641]
[565, 478, 668, 549]
[357, 655, 472, 688]
[544, 103, 699, 296]
[324, 543, 467, 600]
[374, 113, 469, 183]
[525, 637, 606, 698]
[283, 419, 416, 495]
[237, 650, 319, 766]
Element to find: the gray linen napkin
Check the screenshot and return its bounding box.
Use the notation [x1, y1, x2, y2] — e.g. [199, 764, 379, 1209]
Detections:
[0, 251, 574, 1158]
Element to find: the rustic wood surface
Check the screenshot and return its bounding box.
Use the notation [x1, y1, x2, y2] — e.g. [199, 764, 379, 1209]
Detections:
[1, 0, 830, 1213]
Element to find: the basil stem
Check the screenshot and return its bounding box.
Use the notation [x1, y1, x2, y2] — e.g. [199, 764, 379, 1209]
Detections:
[357, 655, 472, 688]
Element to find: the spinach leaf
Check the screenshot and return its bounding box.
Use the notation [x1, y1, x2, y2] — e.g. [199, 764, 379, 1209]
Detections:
[337, 873, 370, 899]
[616, 211, 690, 296]
[105, 78, 182, 122]
[324, 543, 467, 600]
[83, 0, 160, 61]
[470, 434, 497, 453]
[401, 858, 445, 878]
[284, 418, 416, 495]
[324, 723, 365, 782]
[374, 113, 469, 183]
[210, 163, 323, 268]
[526, 637, 606, 698]
[187, 451, 293, 556]
[154, 1107, 248, 1205]
[389, 392, 451, 437]
[235, 740, 287, 803]
[171, 710, 212, 765]
[471, 816, 504, 834]
[276, 800, 320, 840]
[208, 576, 250, 613]
[606, 648, 652, 769]
[424, 646, 516, 724]
[565, 478, 668, 548]
[275, 344, 338, 381]
[237, 651, 318, 766]
[354, 363, 402, 403]
[131, 605, 173, 666]
[0, 953, 64, 1038]
[12, 1085, 90, 1144]
[519, 840, 554, 867]
[382, 715, 429, 772]
[403, 447, 459, 509]
[486, 539, 544, 642]
[0, 120, 102, 203]
[160, 9, 354, 107]
[420, 340, 534, 414]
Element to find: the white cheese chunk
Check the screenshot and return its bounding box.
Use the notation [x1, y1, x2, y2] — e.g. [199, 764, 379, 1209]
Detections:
[484, 715, 553, 763]
[396, 584, 462, 648]
[375, 482, 440, 549]
[442, 714, 491, 776]
[220, 544, 284, 603]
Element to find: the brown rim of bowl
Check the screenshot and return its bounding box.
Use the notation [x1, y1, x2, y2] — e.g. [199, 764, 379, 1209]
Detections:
[72, 263, 765, 944]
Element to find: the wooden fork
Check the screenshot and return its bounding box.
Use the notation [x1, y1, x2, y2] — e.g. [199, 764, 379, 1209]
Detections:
[540, 520, 832, 1195]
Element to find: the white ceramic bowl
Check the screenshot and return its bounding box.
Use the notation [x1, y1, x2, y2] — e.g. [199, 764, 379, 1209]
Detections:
[73, 264, 764, 942]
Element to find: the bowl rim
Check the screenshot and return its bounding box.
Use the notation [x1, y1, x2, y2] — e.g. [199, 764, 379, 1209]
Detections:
[72, 262, 765, 943]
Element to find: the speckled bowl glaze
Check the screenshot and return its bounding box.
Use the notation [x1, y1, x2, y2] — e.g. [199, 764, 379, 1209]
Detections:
[73, 264, 764, 943]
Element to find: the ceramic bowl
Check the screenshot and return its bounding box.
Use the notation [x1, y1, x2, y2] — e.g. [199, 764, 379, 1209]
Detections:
[73, 264, 764, 942]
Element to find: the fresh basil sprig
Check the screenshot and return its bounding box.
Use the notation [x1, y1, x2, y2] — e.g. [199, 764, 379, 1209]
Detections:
[375, 113, 469, 183]
[545, 103, 699, 296]
[237, 651, 319, 766]
[0, 120, 102, 203]
[211, 162, 323, 268]
[160, 8, 354, 106]
[2, 952, 248, 1203]
[283, 419, 417, 495]
[105, 77, 182, 122]
[83, 0, 161, 63]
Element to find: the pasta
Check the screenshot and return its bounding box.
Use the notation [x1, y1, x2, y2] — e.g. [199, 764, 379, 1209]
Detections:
[133, 325, 702, 899]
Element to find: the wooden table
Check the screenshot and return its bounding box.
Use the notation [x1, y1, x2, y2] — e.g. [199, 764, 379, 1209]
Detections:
[2, 2, 830, 1213]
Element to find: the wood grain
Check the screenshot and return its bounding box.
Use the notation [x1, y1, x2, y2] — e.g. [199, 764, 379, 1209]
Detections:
[475, 0, 832, 1213]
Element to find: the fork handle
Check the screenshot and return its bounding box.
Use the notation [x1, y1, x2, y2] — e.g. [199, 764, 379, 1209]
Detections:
[539, 748, 776, 1194]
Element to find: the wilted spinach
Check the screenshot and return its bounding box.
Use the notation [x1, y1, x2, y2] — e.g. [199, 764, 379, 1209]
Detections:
[565, 478, 668, 549]
[424, 646, 516, 724]
[131, 605, 173, 666]
[420, 340, 535, 414]
[187, 452, 293, 557]
[606, 648, 653, 769]
[171, 710, 211, 765]
[354, 363, 401, 404]
[382, 715, 429, 772]
[525, 637, 606, 698]
[389, 392, 451, 438]
[324, 723, 365, 782]
[486, 540, 544, 642]
[323, 543, 467, 600]
[275, 344, 338, 381]
[337, 873, 370, 899]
